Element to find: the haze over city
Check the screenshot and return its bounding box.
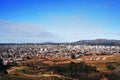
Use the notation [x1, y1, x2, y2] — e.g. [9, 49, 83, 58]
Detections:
[0, 0, 120, 43]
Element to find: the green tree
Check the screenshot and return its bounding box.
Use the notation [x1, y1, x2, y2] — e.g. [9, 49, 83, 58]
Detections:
[71, 53, 76, 59]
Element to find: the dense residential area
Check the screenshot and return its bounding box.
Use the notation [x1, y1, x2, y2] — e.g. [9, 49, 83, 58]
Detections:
[0, 44, 120, 65]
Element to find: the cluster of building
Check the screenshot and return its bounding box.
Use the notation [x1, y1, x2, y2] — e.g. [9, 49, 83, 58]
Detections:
[0, 44, 120, 65]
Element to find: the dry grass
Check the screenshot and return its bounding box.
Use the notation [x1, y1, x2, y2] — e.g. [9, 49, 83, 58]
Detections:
[7, 54, 120, 79]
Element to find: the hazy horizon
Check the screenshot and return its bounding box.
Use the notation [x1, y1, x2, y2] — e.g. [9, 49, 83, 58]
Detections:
[0, 0, 120, 43]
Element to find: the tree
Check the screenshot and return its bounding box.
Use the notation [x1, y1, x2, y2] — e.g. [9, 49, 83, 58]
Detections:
[0, 58, 3, 66]
[71, 53, 75, 59]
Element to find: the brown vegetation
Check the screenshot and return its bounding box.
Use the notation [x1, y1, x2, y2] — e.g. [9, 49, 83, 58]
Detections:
[3, 54, 120, 80]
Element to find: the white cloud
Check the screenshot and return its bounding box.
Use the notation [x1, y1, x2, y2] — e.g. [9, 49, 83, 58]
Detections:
[0, 18, 120, 43]
[0, 20, 46, 37]
[0, 20, 62, 43]
[45, 14, 120, 41]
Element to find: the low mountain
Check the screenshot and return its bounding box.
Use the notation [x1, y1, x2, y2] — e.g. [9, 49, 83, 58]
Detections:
[70, 39, 120, 46]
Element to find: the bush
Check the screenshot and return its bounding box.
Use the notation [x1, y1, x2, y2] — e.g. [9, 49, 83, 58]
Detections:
[106, 64, 116, 71]
[49, 62, 97, 78]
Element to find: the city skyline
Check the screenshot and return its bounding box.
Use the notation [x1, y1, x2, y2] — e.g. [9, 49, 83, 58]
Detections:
[0, 0, 120, 43]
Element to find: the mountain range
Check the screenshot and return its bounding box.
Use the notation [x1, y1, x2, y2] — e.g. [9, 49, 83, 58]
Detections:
[0, 39, 120, 46]
[70, 39, 120, 46]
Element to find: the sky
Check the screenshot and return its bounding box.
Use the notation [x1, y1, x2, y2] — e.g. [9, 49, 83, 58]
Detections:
[0, 0, 120, 43]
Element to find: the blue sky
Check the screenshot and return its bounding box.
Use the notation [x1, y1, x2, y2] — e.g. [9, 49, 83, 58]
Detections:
[0, 0, 120, 43]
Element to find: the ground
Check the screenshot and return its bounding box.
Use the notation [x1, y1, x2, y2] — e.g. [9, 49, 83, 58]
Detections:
[2, 54, 120, 80]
